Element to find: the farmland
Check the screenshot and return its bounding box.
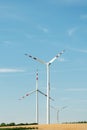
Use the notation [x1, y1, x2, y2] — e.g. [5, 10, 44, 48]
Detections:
[0, 124, 87, 130]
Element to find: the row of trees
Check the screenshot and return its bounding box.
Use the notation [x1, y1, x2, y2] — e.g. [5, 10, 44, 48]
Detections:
[63, 121, 87, 124]
[0, 121, 87, 126]
[0, 122, 38, 127]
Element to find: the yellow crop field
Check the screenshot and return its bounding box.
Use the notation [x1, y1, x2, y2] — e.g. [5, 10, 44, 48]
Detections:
[38, 124, 87, 130]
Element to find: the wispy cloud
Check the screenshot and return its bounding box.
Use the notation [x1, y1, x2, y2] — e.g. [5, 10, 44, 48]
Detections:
[0, 68, 24, 73]
[67, 27, 77, 36]
[25, 34, 33, 39]
[3, 40, 11, 45]
[68, 47, 87, 53]
[52, 68, 87, 73]
[65, 88, 87, 92]
[80, 14, 87, 19]
[38, 25, 49, 33]
[58, 58, 66, 62]
[77, 49, 87, 53]
[0, 7, 23, 21]
[0, 40, 12, 46]
[50, 0, 87, 6]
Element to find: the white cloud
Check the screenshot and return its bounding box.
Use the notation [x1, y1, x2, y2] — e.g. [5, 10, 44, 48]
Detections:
[0, 40, 12, 45]
[67, 28, 77, 36]
[38, 26, 49, 33]
[3, 41, 11, 45]
[77, 49, 87, 53]
[42, 28, 48, 33]
[0, 68, 24, 73]
[58, 58, 65, 62]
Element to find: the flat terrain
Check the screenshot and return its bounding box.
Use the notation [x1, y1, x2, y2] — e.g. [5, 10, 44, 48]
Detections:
[0, 124, 87, 130]
[38, 124, 87, 130]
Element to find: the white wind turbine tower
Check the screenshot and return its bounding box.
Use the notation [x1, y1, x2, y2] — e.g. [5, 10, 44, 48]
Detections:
[25, 50, 65, 124]
[19, 70, 54, 124]
[35, 70, 54, 123]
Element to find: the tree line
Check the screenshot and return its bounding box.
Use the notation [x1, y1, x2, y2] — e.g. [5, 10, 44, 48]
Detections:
[0, 122, 38, 127]
[63, 121, 87, 124]
[0, 121, 87, 127]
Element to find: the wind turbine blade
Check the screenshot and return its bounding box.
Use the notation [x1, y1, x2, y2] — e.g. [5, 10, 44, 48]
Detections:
[38, 90, 54, 101]
[25, 90, 36, 96]
[49, 50, 65, 64]
[38, 89, 46, 96]
[25, 53, 46, 65]
[19, 90, 36, 100]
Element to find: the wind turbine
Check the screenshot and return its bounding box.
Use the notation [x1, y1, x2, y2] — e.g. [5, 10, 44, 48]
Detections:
[25, 50, 65, 124]
[51, 106, 67, 123]
[19, 70, 54, 124]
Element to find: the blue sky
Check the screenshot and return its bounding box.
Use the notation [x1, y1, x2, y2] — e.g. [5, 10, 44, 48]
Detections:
[0, 0, 87, 124]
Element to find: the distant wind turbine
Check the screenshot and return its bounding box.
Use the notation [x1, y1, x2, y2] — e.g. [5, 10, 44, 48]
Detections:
[19, 70, 54, 124]
[51, 106, 67, 123]
[25, 50, 65, 124]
